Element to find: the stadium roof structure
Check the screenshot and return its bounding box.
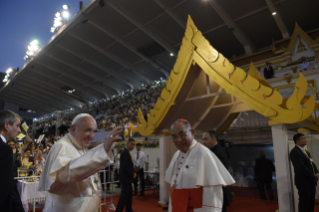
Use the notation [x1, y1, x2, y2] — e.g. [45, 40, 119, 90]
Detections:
[0, 0, 318, 114]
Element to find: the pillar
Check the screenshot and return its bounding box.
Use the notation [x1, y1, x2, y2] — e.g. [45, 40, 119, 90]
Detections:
[158, 135, 177, 206]
[271, 125, 295, 212]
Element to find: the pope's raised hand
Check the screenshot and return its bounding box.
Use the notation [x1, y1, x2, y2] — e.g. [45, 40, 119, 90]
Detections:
[104, 126, 123, 153]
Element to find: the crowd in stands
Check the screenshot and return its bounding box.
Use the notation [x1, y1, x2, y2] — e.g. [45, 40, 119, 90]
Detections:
[19, 80, 166, 159]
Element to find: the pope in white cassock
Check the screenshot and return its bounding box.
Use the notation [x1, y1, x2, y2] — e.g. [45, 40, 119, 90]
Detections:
[38, 114, 123, 212]
[165, 119, 235, 212]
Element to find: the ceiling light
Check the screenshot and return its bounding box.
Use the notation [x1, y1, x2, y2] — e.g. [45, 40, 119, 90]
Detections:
[272, 12, 277, 15]
[170, 53, 174, 56]
[63, 5, 68, 10]
[6, 68, 12, 74]
[62, 11, 70, 18]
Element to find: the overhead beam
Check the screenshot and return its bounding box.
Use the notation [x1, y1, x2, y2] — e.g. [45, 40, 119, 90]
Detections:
[45, 53, 126, 92]
[56, 44, 136, 88]
[0, 94, 54, 114]
[208, 0, 256, 55]
[31, 68, 100, 101]
[3, 89, 61, 110]
[265, 0, 290, 38]
[14, 80, 83, 109]
[105, 1, 178, 56]
[36, 61, 118, 95]
[88, 21, 170, 77]
[1, 96, 49, 114]
[33, 64, 107, 99]
[6, 84, 69, 110]
[68, 32, 152, 83]
[154, 0, 186, 29]
[22, 75, 86, 106]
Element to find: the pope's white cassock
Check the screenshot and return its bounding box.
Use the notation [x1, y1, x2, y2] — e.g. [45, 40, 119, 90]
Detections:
[165, 139, 235, 212]
[38, 133, 113, 212]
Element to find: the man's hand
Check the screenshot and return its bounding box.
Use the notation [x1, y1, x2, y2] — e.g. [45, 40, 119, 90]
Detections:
[104, 126, 123, 153]
[16, 156, 20, 161]
[133, 173, 137, 179]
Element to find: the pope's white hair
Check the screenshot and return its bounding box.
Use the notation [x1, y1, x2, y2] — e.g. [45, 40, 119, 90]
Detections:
[71, 113, 96, 126]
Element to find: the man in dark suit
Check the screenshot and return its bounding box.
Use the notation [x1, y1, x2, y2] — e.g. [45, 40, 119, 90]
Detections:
[8, 140, 22, 179]
[0, 110, 24, 212]
[116, 138, 137, 212]
[264, 62, 274, 79]
[202, 130, 232, 212]
[290, 133, 318, 212]
[254, 151, 275, 200]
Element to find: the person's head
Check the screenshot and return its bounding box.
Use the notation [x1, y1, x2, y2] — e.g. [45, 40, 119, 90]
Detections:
[8, 140, 15, 149]
[136, 143, 142, 151]
[126, 138, 136, 151]
[0, 110, 21, 142]
[171, 119, 194, 153]
[15, 143, 20, 149]
[70, 113, 97, 148]
[202, 130, 219, 149]
[302, 58, 306, 63]
[24, 148, 32, 157]
[259, 151, 266, 158]
[26, 136, 32, 143]
[293, 133, 307, 147]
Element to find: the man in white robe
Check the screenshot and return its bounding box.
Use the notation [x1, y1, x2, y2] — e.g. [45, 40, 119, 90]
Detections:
[38, 113, 123, 212]
[165, 119, 235, 212]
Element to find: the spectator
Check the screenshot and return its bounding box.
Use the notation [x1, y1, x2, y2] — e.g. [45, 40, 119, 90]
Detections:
[264, 62, 274, 79]
[34, 149, 46, 170]
[258, 67, 265, 79]
[254, 151, 275, 201]
[301, 58, 310, 71]
[8, 140, 22, 178]
[133, 143, 146, 196]
[20, 148, 35, 176]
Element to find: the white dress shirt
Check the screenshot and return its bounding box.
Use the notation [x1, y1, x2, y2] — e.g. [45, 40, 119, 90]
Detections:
[0, 134, 7, 143]
[132, 150, 146, 168]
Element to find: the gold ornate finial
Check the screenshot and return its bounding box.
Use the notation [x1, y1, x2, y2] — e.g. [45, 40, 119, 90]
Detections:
[297, 36, 307, 53]
[290, 66, 298, 73]
[136, 16, 316, 136]
[284, 75, 293, 84]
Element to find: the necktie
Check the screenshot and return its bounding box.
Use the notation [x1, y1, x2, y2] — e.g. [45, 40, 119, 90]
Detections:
[303, 149, 316, 175]
[137, 151, 139, 160]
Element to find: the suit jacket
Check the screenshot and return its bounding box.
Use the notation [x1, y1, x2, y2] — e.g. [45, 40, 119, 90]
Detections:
[264, 66, 274, 79]
[210, 144, 232, 206]
[254, 157, 275, 183]
[290, 146, 318, 188]
[0, 138, 24, 212]
[119, 148, 134, 183]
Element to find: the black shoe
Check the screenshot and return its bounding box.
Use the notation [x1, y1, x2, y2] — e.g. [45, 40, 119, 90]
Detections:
[140, 193, 145, 196]
[133, 193, 137, 196]
[115, 186, 121, 188]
